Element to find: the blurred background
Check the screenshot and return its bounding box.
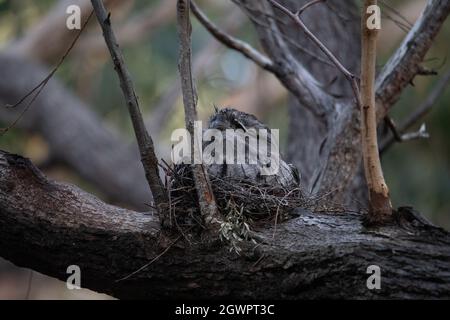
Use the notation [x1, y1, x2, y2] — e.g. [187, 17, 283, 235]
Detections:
[0, 0, 448, 299]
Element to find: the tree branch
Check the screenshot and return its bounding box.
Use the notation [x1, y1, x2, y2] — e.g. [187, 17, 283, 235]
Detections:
[177, 0, 222, 231]
[232, 0, 336, 121]
[380, 69, 450, 153]
[268, 0, 361, 107]
[190, 1, 275, 72]
[91, 0, 168, 224]
[296, 0, 326, 16]
[375, 0, 450, 121]
[77, 0, 175, 57]
[360, 0, 392, 223]
[1, 149, 450, 299]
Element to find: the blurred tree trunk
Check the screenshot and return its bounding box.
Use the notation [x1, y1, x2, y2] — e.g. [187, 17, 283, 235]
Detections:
[281, 0, 360, 190]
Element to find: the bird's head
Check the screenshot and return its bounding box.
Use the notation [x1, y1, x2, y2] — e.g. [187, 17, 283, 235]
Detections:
[208, 107, 268, 131]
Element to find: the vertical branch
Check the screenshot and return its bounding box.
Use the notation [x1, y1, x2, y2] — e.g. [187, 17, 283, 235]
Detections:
[177, 0, 222, 231]
[360, 0, 392, 224]
[90, 0, 169, 225]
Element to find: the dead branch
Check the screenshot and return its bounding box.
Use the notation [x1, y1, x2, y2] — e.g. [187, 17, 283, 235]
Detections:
[231, 0, 336, 121]
[384, 117, 429, 143]
[296, 0, 326, 16]
[177, 0, 222, 232]
[380, 69, 450, 153]
[268, 0, 361, 107]
[191, 1, 275, 72]
[77, 0, 175, 57]
[146, 7, 246, 138]
[91, 0, 169, 225]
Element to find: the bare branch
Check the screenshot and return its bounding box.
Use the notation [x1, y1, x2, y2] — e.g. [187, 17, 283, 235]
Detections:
[297, 0, 326, 16]
[375, 0, 450, 121]
[267, 0, 361, 110]
[231, 0, 336, 120]
[77, 0, 175, 57]
[191, 0, 275, 72]
[91, 0, 168, 225]
[400, 124, 429, 141]
[177, 0, 222, 231]
[360, 0, 392, 224]
[380, 69, 450, 152]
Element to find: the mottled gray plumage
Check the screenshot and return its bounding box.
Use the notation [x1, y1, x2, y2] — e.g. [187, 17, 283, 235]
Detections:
[206, 107, 300, 188]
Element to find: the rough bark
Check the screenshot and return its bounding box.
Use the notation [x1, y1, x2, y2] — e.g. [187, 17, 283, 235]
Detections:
[1, 149, 449, 299]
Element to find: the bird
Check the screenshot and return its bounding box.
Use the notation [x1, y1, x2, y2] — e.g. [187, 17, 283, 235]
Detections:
[205, 107, 300, 189]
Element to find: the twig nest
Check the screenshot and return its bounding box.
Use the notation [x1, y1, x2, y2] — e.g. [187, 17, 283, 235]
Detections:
[168, 107, 306, 226]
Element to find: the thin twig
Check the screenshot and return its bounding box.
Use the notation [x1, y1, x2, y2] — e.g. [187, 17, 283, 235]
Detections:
[0, 11, 94, 135]
[297, 0, 326, 16]
[385, 117, 429, 142]
[177, 0, 222, 232]
[90, 0, 169, 226]
[116, 234, 183, 282]
[267, 0, 361, 108]
[191, 0, 274, 72]
[380, 69, 450, 153]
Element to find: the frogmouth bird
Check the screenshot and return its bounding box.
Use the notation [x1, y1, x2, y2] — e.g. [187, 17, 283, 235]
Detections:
[206, 107, 300, 188]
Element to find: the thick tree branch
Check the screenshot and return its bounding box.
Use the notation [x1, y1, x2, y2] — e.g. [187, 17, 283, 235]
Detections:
[91, 0, 168, 224]
[375, 0, 450, 121]
[1, 149, 450, 299]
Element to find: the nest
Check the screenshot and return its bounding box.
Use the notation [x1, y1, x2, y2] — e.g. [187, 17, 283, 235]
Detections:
[165, 164, 312, 229]
[161, 163, 353, 252]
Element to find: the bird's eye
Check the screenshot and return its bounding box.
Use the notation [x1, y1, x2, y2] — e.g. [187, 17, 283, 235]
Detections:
[232, 118, 247, 131]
